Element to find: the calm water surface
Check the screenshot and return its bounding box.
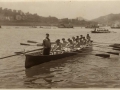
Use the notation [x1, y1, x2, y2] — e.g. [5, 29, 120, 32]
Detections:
[0, 26, 120, 88]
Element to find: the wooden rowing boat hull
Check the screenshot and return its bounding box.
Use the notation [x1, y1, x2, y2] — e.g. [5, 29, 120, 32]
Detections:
[25, 52, 77, 69]
[25, 46, 93, 69]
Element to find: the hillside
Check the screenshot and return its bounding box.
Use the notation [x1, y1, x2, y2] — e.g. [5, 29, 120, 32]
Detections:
[0, 7, 97, 26]
[91, 13, 120, 26]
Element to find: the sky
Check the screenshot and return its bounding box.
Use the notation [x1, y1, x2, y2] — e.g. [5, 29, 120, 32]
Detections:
[0, 0, 120, 20]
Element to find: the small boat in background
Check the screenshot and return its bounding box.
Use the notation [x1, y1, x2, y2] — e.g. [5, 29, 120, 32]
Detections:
[111, 23, 120, 29]
[58, 24, 73, 28]
[85, 25, 99, 29]
[91, 28, 110, 33]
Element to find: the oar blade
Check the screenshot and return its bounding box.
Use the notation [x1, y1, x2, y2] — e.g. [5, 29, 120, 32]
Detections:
[95, 54, 110, 58]
[113, 48, 120, 51]
[106, 52, 119, 55]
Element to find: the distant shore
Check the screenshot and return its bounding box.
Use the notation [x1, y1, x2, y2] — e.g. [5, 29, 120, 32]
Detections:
[0, 21, 59, 26]
[0, 21, 85, 27]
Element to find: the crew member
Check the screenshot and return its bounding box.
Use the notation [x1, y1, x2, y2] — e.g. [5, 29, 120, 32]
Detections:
[43, 33, 51, 55]
[52, 39, 63, 54]
[62, 38, 68, 47]
[86, 34, 91, 40]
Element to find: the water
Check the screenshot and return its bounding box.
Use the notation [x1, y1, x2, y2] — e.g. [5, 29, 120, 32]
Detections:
[0, 26, 120, 88]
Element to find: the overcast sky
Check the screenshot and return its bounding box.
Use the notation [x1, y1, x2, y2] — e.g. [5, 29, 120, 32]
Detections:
[0, 0, 120, 20]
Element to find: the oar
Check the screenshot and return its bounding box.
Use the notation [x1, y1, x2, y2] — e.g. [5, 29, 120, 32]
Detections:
[27, 40, 56, 44]
[93, 49, 119, 55]
[109, 45, 120, 48]
[106, 52, 119, 55]
[0, 48, 43, 59]
[95, 54, 110, 58]
[73, 52, 110, 58]
[113, 48, 120, 51]
[94, 42, 120, 45]
[20, 43, 37, 46]
[27, 40, 38, 43]
[93, 45, 112, 49]
[94, 44, 120, 52]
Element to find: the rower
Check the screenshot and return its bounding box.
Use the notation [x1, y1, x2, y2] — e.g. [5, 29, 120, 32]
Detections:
[82, 37, 87, 47]
[80, 37, 84, 48]
[72, 36, 76, 44]
[74, 39, 81, 50]
[86, 37, 92, 46]
[62, 38, 68, 47]
[42, 33, 51, 55]
[80, 35, 83, 39]
[86, 34, 90, 40]
[52, 39, 63, 54]
[76, 36, 79, 41]
[66, 38, 74, 52]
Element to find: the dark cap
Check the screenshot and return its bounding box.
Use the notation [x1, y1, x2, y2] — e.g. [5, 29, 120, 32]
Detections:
[46, 33, 49, 35]
[72, 37, 75, 39]
[56, 39, 60, 42]
[68, 38, 70, 41]
[62, 38, 65, 40]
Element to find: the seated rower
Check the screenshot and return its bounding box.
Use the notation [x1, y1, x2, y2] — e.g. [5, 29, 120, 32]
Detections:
[80, 35, 83, 40]
[65, 38, 74, 52]
[72, 36, 76, 46]
[86, 37, 92, 46]
[52, 39, 63, 54]
[82, 37, 87, 48]
[76, 36, 80, 41]
[62, 38, 68, 47]
[86, 34, 91, 40]
[74, 39, 81, 50]
[79, 37, 84, 48]
[61, 38, 68, 51]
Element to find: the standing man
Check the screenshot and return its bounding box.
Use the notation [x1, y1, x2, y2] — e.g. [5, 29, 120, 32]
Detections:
[43, 33, 51, 55]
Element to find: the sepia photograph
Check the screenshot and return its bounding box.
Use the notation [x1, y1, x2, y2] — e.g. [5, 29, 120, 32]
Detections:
[0, 0, 120, 88]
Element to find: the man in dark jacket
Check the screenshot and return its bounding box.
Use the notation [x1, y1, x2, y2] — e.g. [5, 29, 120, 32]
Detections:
[43, 33, 51, 55]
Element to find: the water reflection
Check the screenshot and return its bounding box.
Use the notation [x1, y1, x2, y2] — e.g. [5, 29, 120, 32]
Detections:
[24, 56, 77, 88]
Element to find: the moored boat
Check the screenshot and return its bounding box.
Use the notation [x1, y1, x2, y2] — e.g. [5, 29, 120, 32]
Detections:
[85, 25, 99, 29]
[58, 24, 73, 28]
[111, 27, 120, 29]
[91, 28, 110, 33]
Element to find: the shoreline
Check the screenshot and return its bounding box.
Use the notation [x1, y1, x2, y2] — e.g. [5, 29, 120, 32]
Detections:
[0, 21, 85, 27]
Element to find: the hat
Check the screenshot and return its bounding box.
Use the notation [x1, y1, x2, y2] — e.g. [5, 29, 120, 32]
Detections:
[62, 38, 65, 40]
[72, 37, 75, 39]
[46, 33, 49, 35]
[56, 39, 60, 42]
[68, 38, 70, 41]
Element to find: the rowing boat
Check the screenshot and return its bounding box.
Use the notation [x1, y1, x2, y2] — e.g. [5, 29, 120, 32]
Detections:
[25, 52, 77, 69]
[25, 46, 92, 69]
